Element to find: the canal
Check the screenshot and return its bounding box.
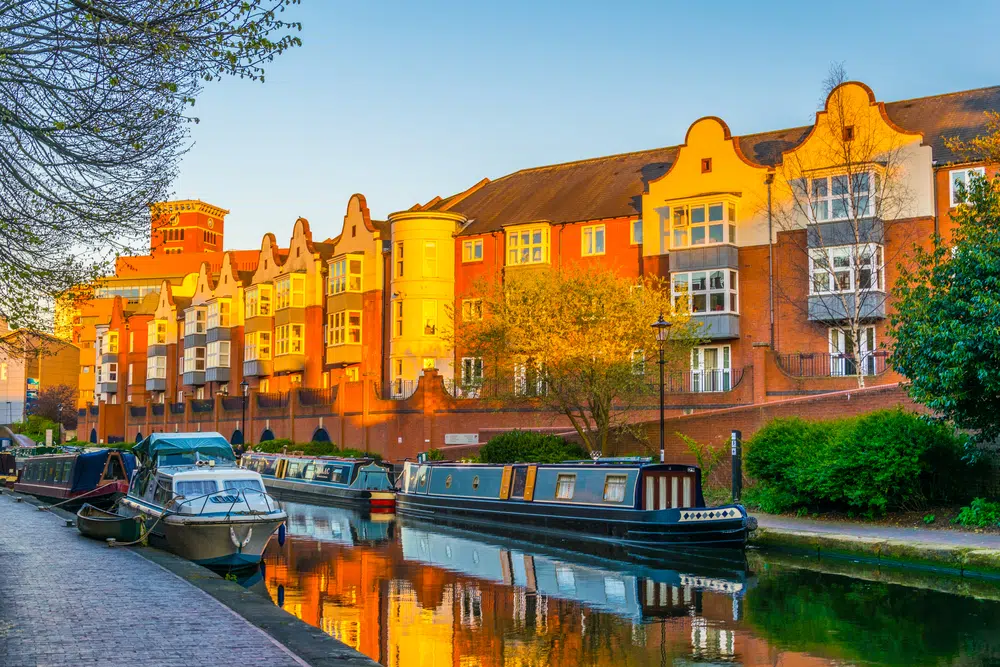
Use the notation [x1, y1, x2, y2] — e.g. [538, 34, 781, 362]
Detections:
[260, 502, 1000, 666]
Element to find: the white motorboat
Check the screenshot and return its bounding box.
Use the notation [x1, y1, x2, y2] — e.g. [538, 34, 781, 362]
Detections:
[119, 432, 286, 568]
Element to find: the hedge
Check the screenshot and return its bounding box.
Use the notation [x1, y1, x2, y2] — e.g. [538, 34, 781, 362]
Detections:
[478, 430, 587, 464]
[744, 408, 978, 515]
[251, 439, 381, 460]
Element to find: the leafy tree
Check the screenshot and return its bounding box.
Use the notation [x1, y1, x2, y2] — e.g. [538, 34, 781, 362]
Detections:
[0, 1, 301, 337]
[450, 268, 699, 454]
[890, 173, 1000, 437]
[28, 384, 78, 431]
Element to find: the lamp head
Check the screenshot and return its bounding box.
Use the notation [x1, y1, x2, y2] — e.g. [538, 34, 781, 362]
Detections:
[651, 314, 672, 342]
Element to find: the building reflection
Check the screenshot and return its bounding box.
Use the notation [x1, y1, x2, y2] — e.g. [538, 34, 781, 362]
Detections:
[263, 503, 831, 666]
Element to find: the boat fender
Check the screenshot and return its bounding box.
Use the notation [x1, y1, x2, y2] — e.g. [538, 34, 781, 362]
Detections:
[230, 526, 253, 551]
[278, 522, 286, 546]
[746, 516, 759, 532]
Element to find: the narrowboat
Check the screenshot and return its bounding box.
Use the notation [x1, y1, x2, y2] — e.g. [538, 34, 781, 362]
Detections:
[1, 452, 16, 487]
[118, 433, 287, 569]
[241, 453, 395, 511]
[13, 449, 134, 509]
[397, 458, 753, 551]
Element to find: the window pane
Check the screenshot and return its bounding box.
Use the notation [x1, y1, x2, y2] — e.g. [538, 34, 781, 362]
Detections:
[710, 293, 725, 311]
[690, 206, 706, 224]
[812, 178, 828, 198]
[673, 229, 688, 247]
[691, 226, 706, 245]
[708, 204, 723, 221]
[853, 172, 869, 193]
[595, 228, 605, 252]
[832, 198, 848, 219]
[813, 273, 830, 292]
[632, 220, 643, 244]
[691, 273, 706, 291]
[708, 224, 724, 243]
[729, 225, 736, 243]
[709, 270, 724, 290]
[673, 274, 688, 291]
[692, 294, 707, 313]
[832, 175, 849, 195]
[812, 201, 829, 221]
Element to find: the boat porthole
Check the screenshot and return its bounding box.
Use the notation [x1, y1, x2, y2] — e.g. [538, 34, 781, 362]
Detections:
[418, 472, 427, 487]
[472, 475, 479, 490]
[445, 474, 453, 488]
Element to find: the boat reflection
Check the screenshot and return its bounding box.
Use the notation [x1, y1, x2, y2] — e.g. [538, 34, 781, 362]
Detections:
[282, 500, 395, 547]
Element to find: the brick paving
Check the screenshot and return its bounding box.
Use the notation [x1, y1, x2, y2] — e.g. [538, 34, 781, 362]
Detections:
[0, 493, 307, 667]
[756, 513, 1000, 549]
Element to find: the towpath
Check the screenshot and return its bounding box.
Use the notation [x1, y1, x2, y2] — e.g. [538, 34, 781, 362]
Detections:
[0, 492, 312, 667]
[755, 513, 1000, 550]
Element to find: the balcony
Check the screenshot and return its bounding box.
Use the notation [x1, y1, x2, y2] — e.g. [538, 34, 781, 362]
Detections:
[326, 344, 362, 367]
[145, 377, 167, 392]
[647, 368, 746, 394]
[98, 381, 118, 394]
[273, 354, 305, 374]
[206, 327, 231, 344]
[669, 245, 739, 271]
[808, 292, 886, 322]
[807, 217, 882, 248]
[776, 351, 889, 378]
[182, 370, 206, 386]
[205, 366, 230, 383]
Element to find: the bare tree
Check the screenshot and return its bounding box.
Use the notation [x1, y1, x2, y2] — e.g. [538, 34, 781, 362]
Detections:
[772, 65, 916, 387]
[28, 384, 78, 430]
[0, 1, 302, 339]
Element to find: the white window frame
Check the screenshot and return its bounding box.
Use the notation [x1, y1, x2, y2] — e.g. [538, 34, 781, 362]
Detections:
[690, 345, 731, 393]
[461, 357, 483, 386]
[275, 274, 305, 310]
[506, 226, 549, 266]
[393, 300, 404, 338]
[462, 239, 483, 263]
[631, 349, 645, 376]
[329, 310, 362, 346]
[206, 299, 231, 329]
[275, 324, 303, 356]
[671, 270, 739, 315]
[245, 284, 273, 318]
[182, 346, 205, 373]
[804, 172, 874, 223]
[244, 331, 271, 361]
[146, 355, 166, 379]
[809, 244, 884, 295]
[555, 473, 576, 500]
[207, 340, 230, 369]
[148, 320, 167, 345]
[329, 256, 363, 295]
[950, 167, 986, 207]
[183, 307, 206, 336]
[514, 362, 545, 397]
[630, 219, 643, 245]
[104, 331, 119, 354]
[667, 201, 737, 250]
[829, 326, 877, 377]
[424, 242, 438, 277]
[461, 298, 483, 322]
[395, 242, 404, 278]
[581, 224, 606, 257]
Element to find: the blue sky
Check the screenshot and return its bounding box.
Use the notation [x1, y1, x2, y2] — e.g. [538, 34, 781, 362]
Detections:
[173, 0, 1000, 250]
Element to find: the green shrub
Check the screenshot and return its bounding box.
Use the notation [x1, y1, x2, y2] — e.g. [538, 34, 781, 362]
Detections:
[953, 498, 1000, 528]
[425, 448, 446, 461]
[251, 439, 381, 460]
[11, 415, 61, 444]
[478, 430, 587, 464]
[745, 409, 974, 515]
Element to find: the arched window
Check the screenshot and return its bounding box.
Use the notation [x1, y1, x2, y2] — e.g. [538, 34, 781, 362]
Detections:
[89, 428, 97, 444]
[260, 428, 274, 443]
[311, 427, 331, 443]
[231, 429, 244, 445]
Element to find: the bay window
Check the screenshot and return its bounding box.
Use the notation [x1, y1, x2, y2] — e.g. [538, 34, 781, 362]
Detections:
[275, 324, 304, 356]
[182, 346, 205, 373]
[275, 274, 305, 310]
[329, 257, 362, 295]
[206, 299, 231, 329]
[950, 167, 986, 207]
[245, 284, 273, 318]
[146, 355, 166, 379]
[803, 172, 874, 223]
[183, 307, 206, 336]
[244, 331, 271, 361]
[207, 341, 230, 368]
[672, 270, 738, 314]
[667, 201, 736, 249]
[809, 244, 883, 294]
[506, 226, 549, 266]
[329, 310, 362, 346]
[147, 320, 167, 345]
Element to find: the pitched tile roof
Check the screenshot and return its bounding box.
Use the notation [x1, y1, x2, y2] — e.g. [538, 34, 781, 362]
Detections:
[435, 85, 1000, 236]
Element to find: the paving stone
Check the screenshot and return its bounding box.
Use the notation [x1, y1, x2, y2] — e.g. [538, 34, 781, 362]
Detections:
[0, 494, 305, 667]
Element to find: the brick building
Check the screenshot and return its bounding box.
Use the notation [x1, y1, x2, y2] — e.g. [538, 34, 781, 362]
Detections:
[73, 81, 1000, 455]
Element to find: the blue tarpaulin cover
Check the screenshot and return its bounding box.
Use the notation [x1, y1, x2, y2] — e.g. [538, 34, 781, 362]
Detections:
[70, 450, 136, 492]
[133, 432, 235, 463]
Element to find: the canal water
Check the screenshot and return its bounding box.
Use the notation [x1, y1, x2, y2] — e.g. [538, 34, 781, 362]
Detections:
[260, 502, 1000, 666]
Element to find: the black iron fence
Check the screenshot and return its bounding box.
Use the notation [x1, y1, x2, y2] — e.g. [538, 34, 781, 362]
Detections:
[89, 405, 99, 416]
[78, 408, 86, 418]
[169, 402, 185, 415]
[191, 399, 214, 413]
[376, 380, 417, 400]
[257, 391, 289, 409]
[221, 396, 245, 412]
[776, 351, 889, 378]
[298, 387, 336, 406]
[644, 368, 746, 394]
[129, 406, 146, 418]
[151, 404, 165, 416]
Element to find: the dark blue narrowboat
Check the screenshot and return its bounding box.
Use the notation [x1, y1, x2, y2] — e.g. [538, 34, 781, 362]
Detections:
[241, 453, 395, 511]
[396, 458, 753, 550]
[13, 449, 135, 509]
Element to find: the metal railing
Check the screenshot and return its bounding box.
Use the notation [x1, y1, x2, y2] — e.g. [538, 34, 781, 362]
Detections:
[298, 387, 335, 406]
[376, 380, 417, 400]
[221, 396, 245, 412]
[151, 404, 165, 416]
[191, 399, 214, 413]
[78, 408, 87, 418]
[776, 351, 888, 378]
[644, 368, 746, 394]
[129, 406, 147, 418]
[169, 402, 185, 415]
[89, 406, 99, 416]
[257, 391, 289, 409]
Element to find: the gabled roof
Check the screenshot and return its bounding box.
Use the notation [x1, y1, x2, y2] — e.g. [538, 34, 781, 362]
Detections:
[434, 85, 1000, 236]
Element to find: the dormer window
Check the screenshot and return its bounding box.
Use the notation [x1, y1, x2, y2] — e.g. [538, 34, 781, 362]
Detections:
[667, 201, 737, 249]
[329, 256, 362, 295]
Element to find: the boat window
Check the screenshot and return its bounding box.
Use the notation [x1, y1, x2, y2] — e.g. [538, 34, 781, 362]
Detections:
[314, 464, 347, 483]
[45, 462, 58, 483]
[555, 473, 576, 500]
[222, 479, 264, 494]
[175, 479, 218, 498]
[510, 467, 528, 499]
[286, 462, 301, 478]
[158, 453, 197, 467]
[61, 461, 73, 484]
[603, 474, 628, 503]
[105, 456, 126, 480]
[260, 458, 278, 476]
[303, 464, 316, 481]
[417, 466, 428, 489]
[472, 475, 480, 490]
[153, 477, 175, 505]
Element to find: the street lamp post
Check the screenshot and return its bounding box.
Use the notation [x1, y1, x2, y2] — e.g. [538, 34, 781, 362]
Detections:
[651, 314, 672, 464]
[240, 379, 250, 448]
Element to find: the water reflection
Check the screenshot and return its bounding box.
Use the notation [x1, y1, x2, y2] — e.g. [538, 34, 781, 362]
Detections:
[263, 502, 1000, 666]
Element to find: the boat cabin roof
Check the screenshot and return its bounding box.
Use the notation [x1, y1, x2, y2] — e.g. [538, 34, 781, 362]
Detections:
[157, 467, 263, 481]
[406, 460, 701, 473]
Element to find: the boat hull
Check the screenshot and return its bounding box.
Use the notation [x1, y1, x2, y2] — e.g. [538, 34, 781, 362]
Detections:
[262, 476, 395, 511]
[14, 480, 127, 510]
[119, 499, 286, 568]
[396, 493, 748, 550]
[76, 504, 144, 543]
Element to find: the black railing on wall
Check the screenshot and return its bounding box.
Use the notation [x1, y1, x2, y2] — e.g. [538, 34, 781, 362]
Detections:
[129, 406, 147, 418]
[151, 404, 165, 416]
[376, 380, 417, 400]
[191, 399, 214, 413]
[298, 387, 335, 406]
[221, 396, 245, 412]
[257, 391, 289, 409]
[776, 351, 888, 378]
[89, 405, 99, 416]
[169, 402, 185, 415]
[78, 408, 86, 417]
